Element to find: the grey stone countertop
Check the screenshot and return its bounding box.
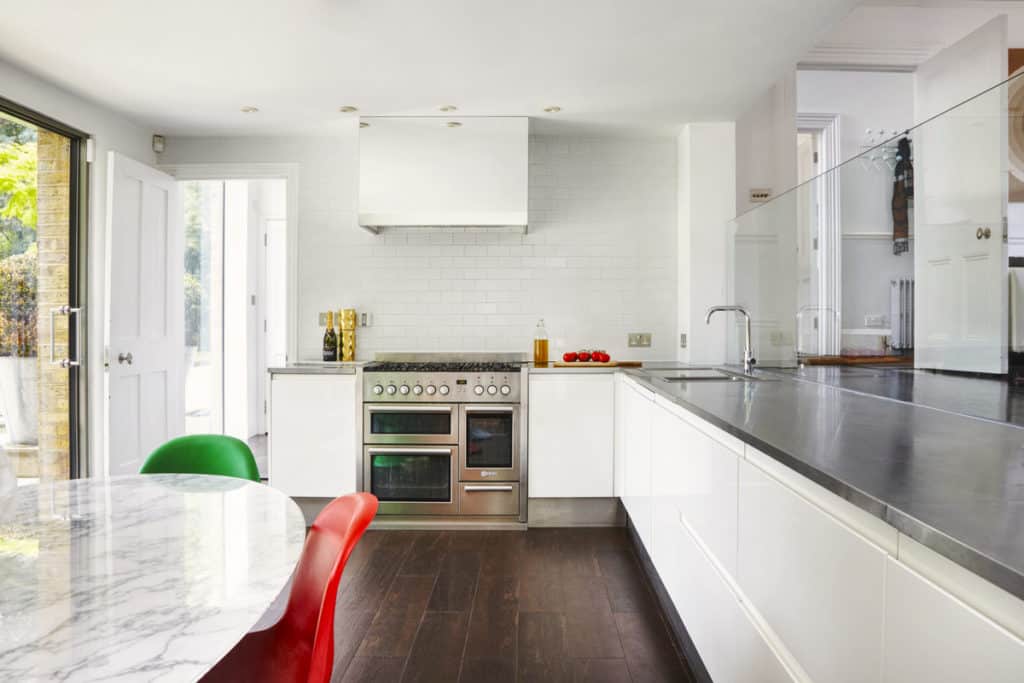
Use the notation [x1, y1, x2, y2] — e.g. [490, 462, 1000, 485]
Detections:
[619, 366, 1024, 601]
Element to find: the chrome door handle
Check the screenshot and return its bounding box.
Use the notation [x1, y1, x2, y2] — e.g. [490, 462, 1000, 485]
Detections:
[463, 485, 514, 492]
[50, 306, 82, 367]
[977, 227, 992, 240]
[463, 405, 516, 413]
[117, 352, 133, 365]
[367, 405, 453, 413]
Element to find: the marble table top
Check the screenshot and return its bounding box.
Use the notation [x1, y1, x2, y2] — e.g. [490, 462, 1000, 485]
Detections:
[0, 474, 306, 682]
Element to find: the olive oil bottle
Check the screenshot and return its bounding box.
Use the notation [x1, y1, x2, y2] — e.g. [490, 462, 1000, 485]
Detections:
[322, 311, 338, 362]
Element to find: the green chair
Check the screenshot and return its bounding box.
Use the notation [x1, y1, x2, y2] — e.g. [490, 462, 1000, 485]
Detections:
[140, 434, 261, 482]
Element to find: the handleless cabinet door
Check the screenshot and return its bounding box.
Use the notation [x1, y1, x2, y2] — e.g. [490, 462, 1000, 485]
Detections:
[621, 382, 653, 549]
[668, 513, 799, 683]
[883, 558, 1024, 682]
[269, 374, 358, 497]
[738, 458, 886, 683]
[527, 374, 614, 497]
[655, 398, 739, 575]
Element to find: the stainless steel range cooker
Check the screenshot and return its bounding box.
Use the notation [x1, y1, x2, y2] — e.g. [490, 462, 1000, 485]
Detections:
[361, 357, 526, 522]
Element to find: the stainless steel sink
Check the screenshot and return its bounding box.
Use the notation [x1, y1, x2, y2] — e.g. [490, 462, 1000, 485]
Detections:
[648, 367, 768, 382]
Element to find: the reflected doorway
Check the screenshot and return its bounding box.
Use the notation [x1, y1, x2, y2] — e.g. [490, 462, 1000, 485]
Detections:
[181, 178, 287, 478]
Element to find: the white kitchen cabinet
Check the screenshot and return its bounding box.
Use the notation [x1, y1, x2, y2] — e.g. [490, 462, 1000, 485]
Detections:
[737, 458, 886, 683]
[883, 558, 1024, 682]
[621, 380, 653, 549]
[269, 373, 358, 498]
[527, 374, 614, 497]
[613, 373, 627, 497]
[654, 396, 739, 574]
[667, 513, 799, 683]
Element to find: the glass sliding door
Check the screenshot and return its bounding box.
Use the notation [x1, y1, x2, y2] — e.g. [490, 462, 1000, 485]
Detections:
[0, 101, 85, 485]
[183, 180, 225, 435]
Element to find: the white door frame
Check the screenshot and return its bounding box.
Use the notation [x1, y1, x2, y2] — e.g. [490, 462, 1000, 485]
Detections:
[158, 163, 299, 366]
[796, 113, 842, 355]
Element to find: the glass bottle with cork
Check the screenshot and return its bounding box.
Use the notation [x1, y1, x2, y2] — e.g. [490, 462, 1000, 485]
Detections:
[533, 318, 549, 366]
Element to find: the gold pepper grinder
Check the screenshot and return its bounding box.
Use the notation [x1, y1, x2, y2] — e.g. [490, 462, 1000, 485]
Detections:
[339, 308, 357, 361]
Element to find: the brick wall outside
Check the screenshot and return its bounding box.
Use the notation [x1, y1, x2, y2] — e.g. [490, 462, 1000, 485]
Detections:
[34, 129, 71, 481]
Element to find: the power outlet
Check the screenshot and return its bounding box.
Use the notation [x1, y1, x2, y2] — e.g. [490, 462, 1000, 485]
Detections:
[749, 188, 772, 203]
[865, 313, 887, 328]
[318, 312, 328, 327]
[679, 333, 687, 349]
[769, 330, 792, 346]
[628, 332, 652, 348]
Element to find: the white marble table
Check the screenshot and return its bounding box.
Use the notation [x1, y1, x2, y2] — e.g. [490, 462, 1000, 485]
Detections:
[0, 474, 306, 682]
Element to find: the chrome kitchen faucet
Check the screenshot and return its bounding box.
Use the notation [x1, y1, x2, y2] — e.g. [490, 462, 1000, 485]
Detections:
[706, 305, 755, 374]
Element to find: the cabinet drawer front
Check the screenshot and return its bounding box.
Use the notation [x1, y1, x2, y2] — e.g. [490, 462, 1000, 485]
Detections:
[458, 483, 520, 516]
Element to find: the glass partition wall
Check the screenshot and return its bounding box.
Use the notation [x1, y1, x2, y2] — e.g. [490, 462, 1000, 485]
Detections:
[729, 70, 1020, 378]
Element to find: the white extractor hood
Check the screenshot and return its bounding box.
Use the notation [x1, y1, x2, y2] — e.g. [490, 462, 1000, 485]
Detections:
[358, 116, 528, 232]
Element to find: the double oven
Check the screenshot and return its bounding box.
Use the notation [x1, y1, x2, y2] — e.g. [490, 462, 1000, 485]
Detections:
[362, 360, 524, 520]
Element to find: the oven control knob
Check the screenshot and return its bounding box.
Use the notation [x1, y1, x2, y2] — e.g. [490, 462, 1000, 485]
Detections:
[487, 385, 498, 395]
[500, 384, 511, 396]
[425, 385, 437, 395]
[412, 385, 424, 395]
[386, 384, 397, 395]
[439, 385, 450, 395]
[399, 385, 410, 395]
[474, 385, 485, 396]
[372, 384, 384, 395]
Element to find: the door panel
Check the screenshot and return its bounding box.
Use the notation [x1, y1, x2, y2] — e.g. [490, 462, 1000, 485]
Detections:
[106, 152, 183, 476]
[914, 17, 1008, 373]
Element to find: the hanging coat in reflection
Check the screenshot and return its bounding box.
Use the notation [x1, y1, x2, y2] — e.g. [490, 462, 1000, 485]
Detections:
[892, 136, 913, 255]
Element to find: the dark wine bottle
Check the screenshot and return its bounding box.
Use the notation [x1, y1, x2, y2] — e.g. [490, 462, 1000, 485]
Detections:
[322, 311, 338, 362]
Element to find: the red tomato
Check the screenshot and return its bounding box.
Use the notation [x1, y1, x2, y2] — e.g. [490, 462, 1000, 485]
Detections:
[578, 351, 592, 362]
[563, 352, 578, 362]
[596, 352, 610, 362]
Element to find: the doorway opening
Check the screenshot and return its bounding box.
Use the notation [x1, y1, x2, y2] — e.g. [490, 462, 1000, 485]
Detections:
[0, 100, 86, 487]
[181, 178, 287, 479]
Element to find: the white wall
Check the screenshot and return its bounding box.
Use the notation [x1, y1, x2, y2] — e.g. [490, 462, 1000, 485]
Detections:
[733, 73, 799, 364]
[161, 133, 678, 361]
[0, 58, 155, 476]
[797, 70, 915, 332]
[677, 123, 736, 364]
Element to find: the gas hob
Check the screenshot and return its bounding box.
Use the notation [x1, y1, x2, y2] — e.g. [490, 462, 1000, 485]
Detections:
[362, 359, 523, 403]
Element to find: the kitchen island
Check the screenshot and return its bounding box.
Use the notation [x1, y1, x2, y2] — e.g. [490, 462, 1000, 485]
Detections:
[595, 363, 1024, 682]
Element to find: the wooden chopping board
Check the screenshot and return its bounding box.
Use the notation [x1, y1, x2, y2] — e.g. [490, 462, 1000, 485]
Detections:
[550, 360, 643, 368]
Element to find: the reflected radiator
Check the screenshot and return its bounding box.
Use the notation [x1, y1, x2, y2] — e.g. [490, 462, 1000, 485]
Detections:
[889, 279, 914, 351]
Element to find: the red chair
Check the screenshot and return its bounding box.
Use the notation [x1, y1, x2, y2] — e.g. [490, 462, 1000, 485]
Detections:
[202, 492, 379, 683]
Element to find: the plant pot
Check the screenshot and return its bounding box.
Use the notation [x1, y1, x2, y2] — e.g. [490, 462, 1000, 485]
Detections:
[0, 356, 39, 446]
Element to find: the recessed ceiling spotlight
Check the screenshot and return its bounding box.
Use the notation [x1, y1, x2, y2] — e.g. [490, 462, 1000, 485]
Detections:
[359, 121, 370, 128]
[339, 105, 359, 113]
[439, 105, 458, 112]
[543, 105, 562, 113]
[446, 121, 462, 128]
[240, 106, 259, 113]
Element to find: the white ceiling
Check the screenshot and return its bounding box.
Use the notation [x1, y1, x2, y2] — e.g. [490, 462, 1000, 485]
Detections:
[802, 1, 1024, 70]
[0, 0, 859, 136]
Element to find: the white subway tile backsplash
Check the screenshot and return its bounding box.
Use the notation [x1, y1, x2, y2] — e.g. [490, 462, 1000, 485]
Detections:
[275, 134, 677, 360]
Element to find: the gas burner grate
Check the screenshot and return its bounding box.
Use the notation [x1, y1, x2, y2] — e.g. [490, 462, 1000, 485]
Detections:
[364, 361, 522, 373]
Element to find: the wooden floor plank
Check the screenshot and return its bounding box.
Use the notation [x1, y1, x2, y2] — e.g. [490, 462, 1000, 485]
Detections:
[402, 611, 470, 683]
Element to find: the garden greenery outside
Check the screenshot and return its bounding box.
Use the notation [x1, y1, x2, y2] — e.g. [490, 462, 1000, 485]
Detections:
[0, 114, 38, 359]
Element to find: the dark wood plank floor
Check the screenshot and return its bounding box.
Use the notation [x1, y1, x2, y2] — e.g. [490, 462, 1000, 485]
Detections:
[330, 528, 693, 683]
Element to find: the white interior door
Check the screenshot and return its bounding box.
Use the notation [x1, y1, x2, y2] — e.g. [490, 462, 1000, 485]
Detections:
[106, 152, 184, 475]
[914, 17, 1008, 373]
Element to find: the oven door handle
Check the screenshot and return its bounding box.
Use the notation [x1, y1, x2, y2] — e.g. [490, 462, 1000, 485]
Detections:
[367, 405, 453, 413]
[464, 485, 514, 492]
[463, 406, 516, 413]
[367, 447, 454, 455]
